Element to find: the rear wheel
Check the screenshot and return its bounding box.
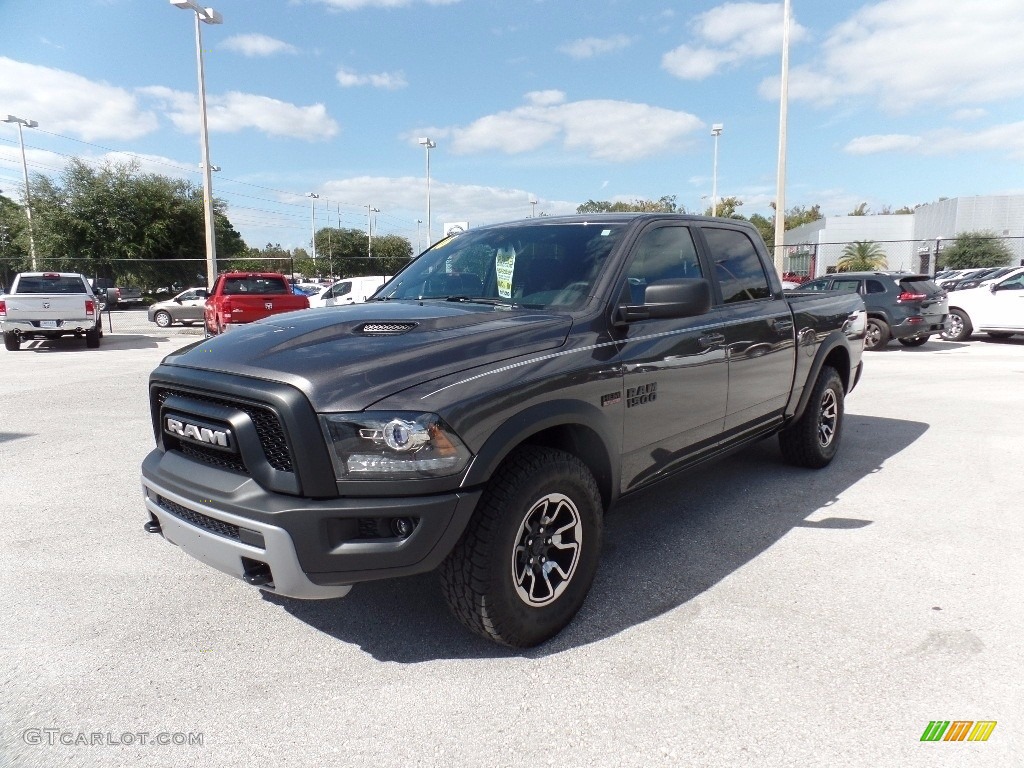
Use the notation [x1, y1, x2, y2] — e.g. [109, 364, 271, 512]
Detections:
[440, 446, 603, 648]
[4, 332, 19, 351]
[864, 318, 890, 350]
[942, 309, 973, 341]
[85, 325, 101, 348]
[779, 366, 844, 469]
[898, 335, 929, 347]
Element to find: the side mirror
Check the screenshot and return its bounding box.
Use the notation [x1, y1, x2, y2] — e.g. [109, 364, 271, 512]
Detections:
[990, 282, 999, 293]
[617, 278, 712, 323]
[174, 297, 184, 304]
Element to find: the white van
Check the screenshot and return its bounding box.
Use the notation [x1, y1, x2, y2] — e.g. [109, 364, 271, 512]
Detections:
[310, 275, 389, 308]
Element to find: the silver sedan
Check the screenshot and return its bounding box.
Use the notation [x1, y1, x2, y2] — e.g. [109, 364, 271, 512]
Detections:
[147, 288, 209, 328]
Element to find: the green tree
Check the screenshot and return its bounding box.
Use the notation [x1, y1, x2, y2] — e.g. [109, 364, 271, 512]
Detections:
[576, 195, 682, 214]
[371, 234, 413, 275]
[837, 241, 888, 271]
[938, 231, 1013, 269]
[0, 192, 30, 286]
[702, 196, 744, 218]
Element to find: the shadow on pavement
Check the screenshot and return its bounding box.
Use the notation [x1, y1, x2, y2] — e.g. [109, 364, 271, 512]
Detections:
[268, 413, 928, 662]
[16, 334, 169, 352]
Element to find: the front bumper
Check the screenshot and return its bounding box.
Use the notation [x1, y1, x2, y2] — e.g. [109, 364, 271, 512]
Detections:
[141, 449, 481, 599]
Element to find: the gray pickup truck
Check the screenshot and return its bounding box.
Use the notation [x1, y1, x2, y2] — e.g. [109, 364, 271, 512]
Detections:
[1, 272, 103, 351]
[141, 214, 866, 647]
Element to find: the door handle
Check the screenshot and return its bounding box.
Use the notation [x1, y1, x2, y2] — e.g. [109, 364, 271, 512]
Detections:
[772, 319, 794, 333]
[698, 333, 725, 348]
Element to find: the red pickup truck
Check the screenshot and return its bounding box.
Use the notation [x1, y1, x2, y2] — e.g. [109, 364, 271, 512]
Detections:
[204, 272, 309, 336]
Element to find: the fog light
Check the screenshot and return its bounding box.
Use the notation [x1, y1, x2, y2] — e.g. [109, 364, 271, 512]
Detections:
[390, 517, 416, 538]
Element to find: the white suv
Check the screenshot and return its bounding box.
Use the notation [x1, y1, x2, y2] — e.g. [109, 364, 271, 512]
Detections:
[941, 267, 1024, 340]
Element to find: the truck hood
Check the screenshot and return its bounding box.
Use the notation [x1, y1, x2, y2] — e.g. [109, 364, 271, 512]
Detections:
[163, 300, 572, 412]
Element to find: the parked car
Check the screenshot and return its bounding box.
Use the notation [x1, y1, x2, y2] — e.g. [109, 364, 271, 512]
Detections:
[147, 287, 209, 328]
[204, 271, 310, 336]
[309, 275, 389, 307]
[799, 271, 948, 350]
[952, 266, 1016, 291]
[941, 267, 1024, 341]
[2, 272, 103, 350]
[936, 268, 992, 291]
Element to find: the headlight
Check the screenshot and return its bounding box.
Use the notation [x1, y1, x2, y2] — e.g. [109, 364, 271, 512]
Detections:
[319, 411, 472, 480]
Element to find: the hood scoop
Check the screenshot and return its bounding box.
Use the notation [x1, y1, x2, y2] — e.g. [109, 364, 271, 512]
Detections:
[356, 321, 419, 336]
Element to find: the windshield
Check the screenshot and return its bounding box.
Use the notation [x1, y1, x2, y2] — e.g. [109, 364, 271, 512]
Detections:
[376, 222, 625, 309]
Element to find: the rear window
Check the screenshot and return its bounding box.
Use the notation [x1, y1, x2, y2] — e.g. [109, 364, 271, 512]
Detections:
[222, 276, 290, 295]
[898, 278, 941, 294]
[15, 276, 87, 294]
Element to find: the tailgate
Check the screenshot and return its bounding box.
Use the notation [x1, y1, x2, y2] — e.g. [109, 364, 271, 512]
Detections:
[5, 294, 92, 322]
[223, 295, 305, 323]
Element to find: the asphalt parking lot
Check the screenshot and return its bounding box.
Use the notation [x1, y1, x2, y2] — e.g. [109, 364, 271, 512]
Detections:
[1, 330, 1021, 768]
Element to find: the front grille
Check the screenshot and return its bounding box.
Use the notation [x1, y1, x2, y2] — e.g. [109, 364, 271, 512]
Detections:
[156, 495, 240, 541]
[181, 443, 247, 474]
[155, 387, 293, 473]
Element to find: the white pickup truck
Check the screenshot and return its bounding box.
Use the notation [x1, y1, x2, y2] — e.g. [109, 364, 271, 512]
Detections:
[1, 272, 103, 351]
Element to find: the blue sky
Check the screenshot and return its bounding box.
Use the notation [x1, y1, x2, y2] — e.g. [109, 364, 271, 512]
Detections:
[2, 0, 1023, 252]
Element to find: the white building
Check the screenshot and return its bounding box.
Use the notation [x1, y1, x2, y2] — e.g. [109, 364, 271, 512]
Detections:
[783, 195, 1024, 278]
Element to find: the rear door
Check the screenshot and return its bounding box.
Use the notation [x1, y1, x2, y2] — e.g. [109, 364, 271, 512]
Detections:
[616, 223, 728, 491]
[698, 225, 797, 433]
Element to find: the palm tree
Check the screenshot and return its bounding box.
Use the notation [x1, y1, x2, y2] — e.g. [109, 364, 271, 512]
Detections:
[836, 240, 888, 272]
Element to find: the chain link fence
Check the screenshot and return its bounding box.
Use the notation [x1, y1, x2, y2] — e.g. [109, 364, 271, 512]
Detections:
[772, 235, 1024, 282]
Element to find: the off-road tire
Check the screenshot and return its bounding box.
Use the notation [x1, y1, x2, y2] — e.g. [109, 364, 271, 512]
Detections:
[440, 446, 603, 648]
[4, 332, 19, 351]
[779, 366, 844, 469]
[864, 318, 890, 350]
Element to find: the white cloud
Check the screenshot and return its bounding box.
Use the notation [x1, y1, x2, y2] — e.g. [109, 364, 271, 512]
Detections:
[310, 0, 461, 9]
[0, 57, 158, 141]
[221, 34, 299, 57]
[769, 0, 1024, 111]
[432, 94, 703, 161]
[559, 35, 633, 60]
[662, 3, 807, 80]
[336, 67, 408, 90]
[139, 87, 339, 141]
[844, 122, 1024, 158]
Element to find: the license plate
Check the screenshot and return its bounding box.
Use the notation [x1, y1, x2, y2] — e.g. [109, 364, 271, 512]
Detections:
[40, 320, 58, 329]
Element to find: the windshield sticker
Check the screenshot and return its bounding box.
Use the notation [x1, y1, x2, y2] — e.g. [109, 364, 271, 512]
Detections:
[601, 229, 611, 236]
[496, 246, 516, 298]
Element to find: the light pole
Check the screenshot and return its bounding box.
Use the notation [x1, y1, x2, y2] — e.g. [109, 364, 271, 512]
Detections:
[170, 0, 223, 289]
[710, 123, 723, 218]
[416, 219, 423, 254]
[530, 198, 538, 218]
[367, 205, 380, 266]
[3, 115, 38, 270]
[773, 0, 792, 278]
[307, 193, 319, 264]
[418, 137, 436, 246]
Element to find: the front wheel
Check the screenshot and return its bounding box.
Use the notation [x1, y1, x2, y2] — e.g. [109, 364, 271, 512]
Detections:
[898, 335, 929, 347]
[779, 366, 845, 469]
[153, 310, 172, 328]
[942, 309, 973, 341]
[440, 446, 603, 648]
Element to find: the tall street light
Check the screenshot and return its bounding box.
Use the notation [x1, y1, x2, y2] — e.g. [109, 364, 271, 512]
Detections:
[367, 205, 380, 265]
[530, 198, 538, 218]
[710, 123, 723, 218]
[4, 115, 38, 270]
[773, 0, 792, 278]
[170, 0, 223, 289]
[418, 137, 436, 246]
[307, 193, 320, 263]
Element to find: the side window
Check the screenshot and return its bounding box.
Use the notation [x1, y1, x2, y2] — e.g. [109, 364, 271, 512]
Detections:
[831, 280, 861, 294]
[625, 226, 701, 304]
[703, 227, 771, 304]
[335, 282, 352, 297]
[865, 280, 886, 294]
[997, 273, 1024, 291]
[801, 279, 831, 291]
